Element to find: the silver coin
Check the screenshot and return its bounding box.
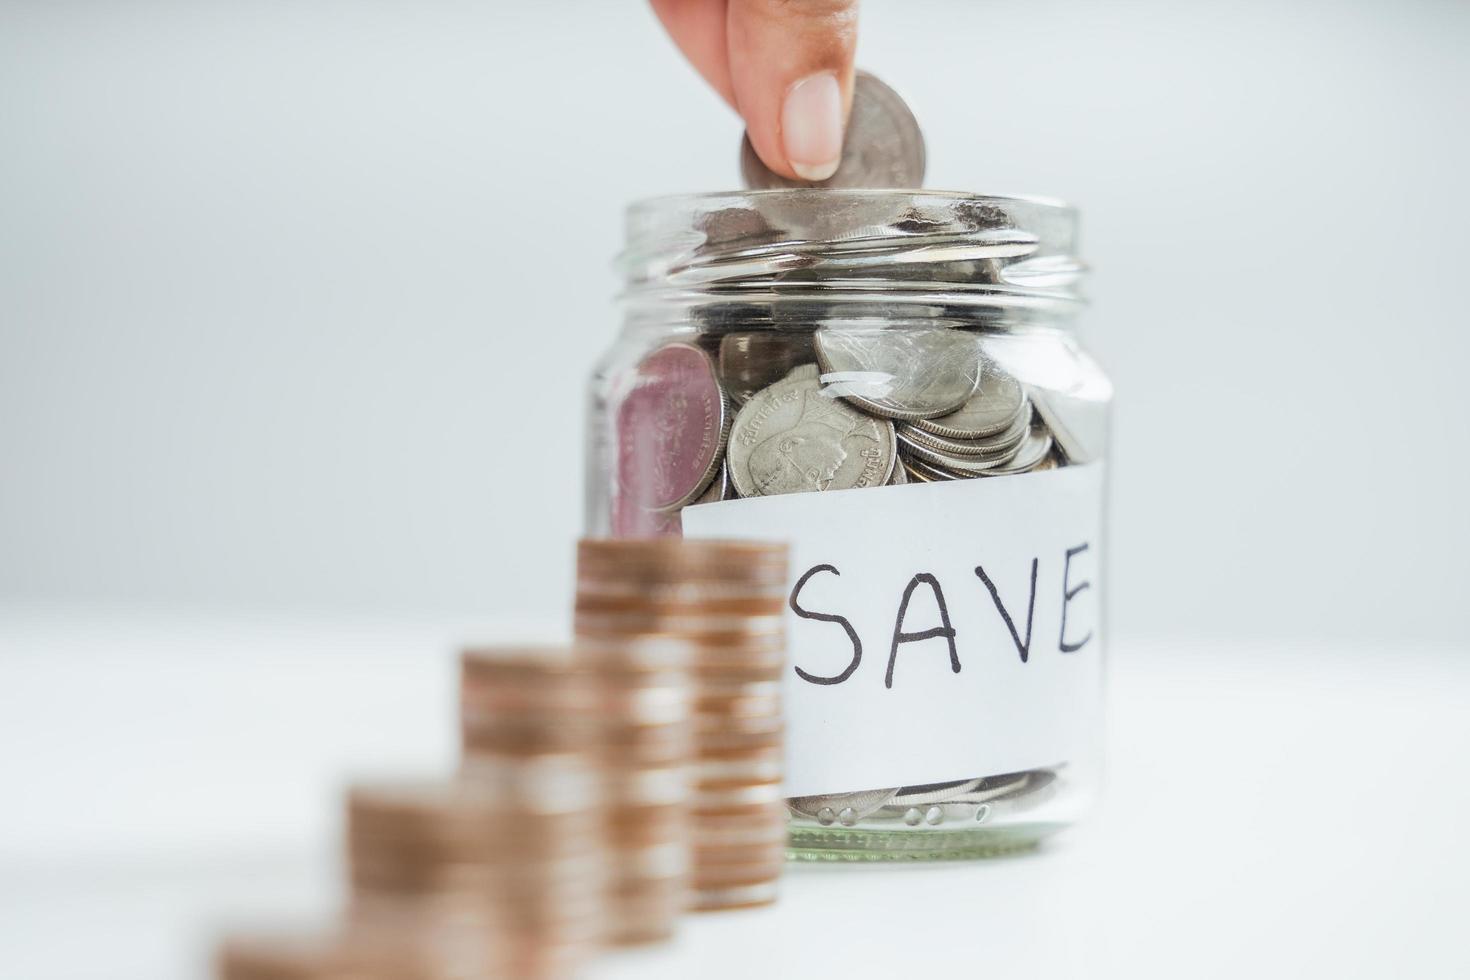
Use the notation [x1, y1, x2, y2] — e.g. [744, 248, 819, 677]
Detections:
[718, 332, 813, 404]
[727, 374, 897, 497]
[901, 457, 946, 483]
[688, 464, 731, 506]
[911, 370, 1027, 439]
[986, 425, 1054, 475]
[887, 778, 985, 807]
[740, 70, 926, 190]
[886, 459, 909, 485]
[814, 327, 980, 421]
[787, 788, 898, 820]
[784, 362, 820, 382]
[1029, 387, 1095, 464]
[899, 438, 1011, 477]
[897, 407, 1031, 458]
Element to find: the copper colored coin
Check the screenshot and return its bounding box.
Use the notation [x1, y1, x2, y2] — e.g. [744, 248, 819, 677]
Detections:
[605, 884, 686, 932]
[599, 736, 693, 768]
[693, 839, 787, 867]
[459, 682, 593, 719]
[577, 538, 787, 579]
[692, 782, 785, 810]
[452, 757, 598, 813]
[216, 933, 364, 980]
[593, 684, 690, 726]
[608, 840, 689, 880]
[692, 821, 788, 849]
[597, 717, 692, 745]
[606, 918, 677, 947]
[507, 944, 599, 980]
[693, 752, 783, 784]
[609, 808, 686, 847]
[692, 861, 785, 889]
[691, 666, 785, 688]
[574, 608, 785, 637]
[615, 343, 729, 514]
[575, 580, 787, 607]
[694, 691, 781, 718]
[693, 692, 781, 718]
[693, 711, 783, 738]
[575, 635, 694, 671]
[461, 724, 590, 756]
[694, 725, 785, 754]
[689, 646, 785, 672]
[691, 799, 788, 826]
[689, 879, 780, 912]
[601, 765, 689, 807]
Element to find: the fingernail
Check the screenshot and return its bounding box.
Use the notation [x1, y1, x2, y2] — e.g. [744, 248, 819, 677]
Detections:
[782, 72, 843, 181]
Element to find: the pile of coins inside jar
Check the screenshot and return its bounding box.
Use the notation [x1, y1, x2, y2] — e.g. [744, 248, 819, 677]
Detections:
[611, 331, 1090, 539]
[215, 538, 789, 980]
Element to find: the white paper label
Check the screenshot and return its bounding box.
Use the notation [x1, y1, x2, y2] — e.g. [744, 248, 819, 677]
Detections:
[682, 463, 1105, 796]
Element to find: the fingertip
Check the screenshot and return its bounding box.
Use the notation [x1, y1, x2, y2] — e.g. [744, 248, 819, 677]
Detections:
[728, 0, 859, 182]
[781, 72, 844, 181]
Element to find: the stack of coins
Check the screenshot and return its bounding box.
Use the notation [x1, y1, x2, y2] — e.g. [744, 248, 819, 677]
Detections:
[574, 542, 697, 943]
[344, 781, 508, 980]
[576, 539, 789, 915]
[683, 547, 788, 911]
[458, 648, 603, 978]
[215, 934, 362, 980]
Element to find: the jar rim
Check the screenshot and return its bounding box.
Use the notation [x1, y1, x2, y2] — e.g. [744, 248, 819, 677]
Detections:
[619, 189, 1085, 319]
[626, 188, 1077, 220]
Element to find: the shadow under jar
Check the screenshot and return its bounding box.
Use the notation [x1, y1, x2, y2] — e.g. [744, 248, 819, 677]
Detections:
[585, 191, 1110, 861]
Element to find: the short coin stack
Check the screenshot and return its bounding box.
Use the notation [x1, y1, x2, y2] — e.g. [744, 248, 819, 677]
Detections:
[344, 781, 508, 980]
[576, 538, 789, 915]
[459, 648, 603, 978]
[215, 934, 366, 980]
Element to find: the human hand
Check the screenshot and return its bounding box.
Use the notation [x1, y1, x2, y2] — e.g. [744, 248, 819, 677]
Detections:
[651, 0, 859, 182]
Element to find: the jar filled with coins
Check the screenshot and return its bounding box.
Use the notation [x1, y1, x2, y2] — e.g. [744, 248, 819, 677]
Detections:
[585, 75, 1110, 861]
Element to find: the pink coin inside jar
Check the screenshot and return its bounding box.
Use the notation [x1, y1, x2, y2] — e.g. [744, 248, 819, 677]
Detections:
[614, 343, 727, 523]
[611, 492, 683, 539]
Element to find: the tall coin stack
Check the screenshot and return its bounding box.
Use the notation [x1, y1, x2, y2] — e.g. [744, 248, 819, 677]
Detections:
[459, 648, 603, 978]
[574, 540, 695, 944]
[344, 781, 508, 980]
[575, 539, 789, 918]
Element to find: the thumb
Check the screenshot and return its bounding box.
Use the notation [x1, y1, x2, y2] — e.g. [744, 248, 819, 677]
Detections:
[726, 0, 860, 182]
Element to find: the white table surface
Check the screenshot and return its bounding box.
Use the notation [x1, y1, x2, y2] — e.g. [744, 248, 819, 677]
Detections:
[2, 607, 1467, 979]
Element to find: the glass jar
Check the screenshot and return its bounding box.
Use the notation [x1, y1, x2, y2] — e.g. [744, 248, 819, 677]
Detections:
[585, 191, 1110, 861]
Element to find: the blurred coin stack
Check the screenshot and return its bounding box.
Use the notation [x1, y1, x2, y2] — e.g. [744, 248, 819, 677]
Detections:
[576, 539, 789, 917]
[459, 648, 603, 977]
[681, 544, 788, 911]
[344, 781, 508, 980]
[216, 933, 368, 980]
[574, 540, 695, 944]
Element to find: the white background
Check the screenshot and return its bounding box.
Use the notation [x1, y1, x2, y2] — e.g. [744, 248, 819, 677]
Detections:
[3, 2, 1469, 977]
[3, 0, 1469, 644]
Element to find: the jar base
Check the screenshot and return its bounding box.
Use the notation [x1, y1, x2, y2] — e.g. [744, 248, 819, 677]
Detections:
[785, 822, 1067, 862]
